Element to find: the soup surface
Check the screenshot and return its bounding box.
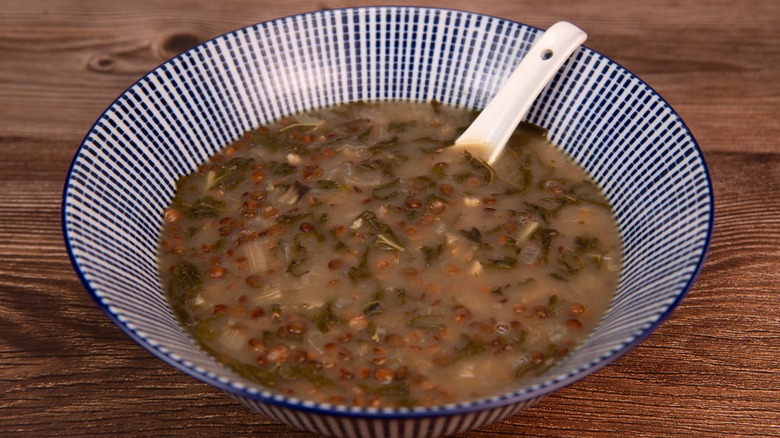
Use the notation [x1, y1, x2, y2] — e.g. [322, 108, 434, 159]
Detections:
[160, 101, 621, 408]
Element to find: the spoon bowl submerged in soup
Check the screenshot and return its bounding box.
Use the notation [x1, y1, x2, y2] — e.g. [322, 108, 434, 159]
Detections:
[159, 100, 621, 408]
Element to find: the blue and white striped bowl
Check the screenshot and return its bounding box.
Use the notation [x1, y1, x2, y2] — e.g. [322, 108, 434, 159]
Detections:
[63, 7, 713, 437]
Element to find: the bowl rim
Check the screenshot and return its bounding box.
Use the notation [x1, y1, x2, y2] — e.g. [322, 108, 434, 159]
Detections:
[62, 5, 714, 418]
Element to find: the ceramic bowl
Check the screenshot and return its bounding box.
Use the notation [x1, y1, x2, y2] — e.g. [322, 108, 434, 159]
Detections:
[63, 7, 713, 437]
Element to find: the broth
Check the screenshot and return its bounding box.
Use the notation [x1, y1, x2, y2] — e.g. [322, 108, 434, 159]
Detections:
[159, 101, 621, 408]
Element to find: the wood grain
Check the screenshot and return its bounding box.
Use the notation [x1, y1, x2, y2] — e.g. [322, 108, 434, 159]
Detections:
[1, 0, 778, 436]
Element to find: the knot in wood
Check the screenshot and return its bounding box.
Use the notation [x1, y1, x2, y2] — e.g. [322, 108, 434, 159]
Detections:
[87, 52, 116, 73]
[157, 32, 202, 59]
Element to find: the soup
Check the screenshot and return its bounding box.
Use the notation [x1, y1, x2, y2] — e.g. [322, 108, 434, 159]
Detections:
[160, 101, 621, 408]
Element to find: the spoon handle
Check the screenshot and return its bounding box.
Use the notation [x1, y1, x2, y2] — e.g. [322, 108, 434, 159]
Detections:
[454, 21, 587, 164]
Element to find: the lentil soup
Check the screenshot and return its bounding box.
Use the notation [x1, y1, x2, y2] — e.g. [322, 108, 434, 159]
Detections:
[159, 101, 622, 408]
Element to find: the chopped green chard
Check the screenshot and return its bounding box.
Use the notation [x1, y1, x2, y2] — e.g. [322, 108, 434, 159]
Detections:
[276, 213, 311, 225]
[408, 314, 446, 330]
[375, 233, 405, 252]
[531, 226, 560, 263]
[286, 255, 309, 277]
[277, 181, 311, 205]
[288, 364, 334, 387]
[481, 256, 518, 270]
[464, 150, 496, 184]
[211, 157, 253, 190]
[167, 258, 202, 300]
[159, 101, 621, 409]
[371, 178, 400, 200]
[355, 210, 405, 252]
[316, 179, 338, 189]
[314, 300, 346, 333]
[453, 334, 489, 361]
[363, 301, 384, 316]
[174, 196, 225, 219]
[278, 121, 322, 133]
[421, 240, 446, 266]
[347, 248, 373, 283]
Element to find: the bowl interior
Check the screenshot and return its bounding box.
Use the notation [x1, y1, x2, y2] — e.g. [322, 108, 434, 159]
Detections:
[63, 7, 712, 414]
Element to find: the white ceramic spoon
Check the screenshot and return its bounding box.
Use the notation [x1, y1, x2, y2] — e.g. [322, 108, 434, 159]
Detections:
[454, 22, 587, 164]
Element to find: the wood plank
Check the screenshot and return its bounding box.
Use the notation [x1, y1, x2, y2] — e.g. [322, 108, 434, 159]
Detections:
[1, 0, 778, 158]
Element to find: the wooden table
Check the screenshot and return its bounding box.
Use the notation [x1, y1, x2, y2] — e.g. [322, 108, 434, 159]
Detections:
[2, 0, 778, 436]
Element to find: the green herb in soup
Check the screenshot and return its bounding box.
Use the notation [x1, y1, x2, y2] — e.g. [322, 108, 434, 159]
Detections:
[159, 101, 622, 408]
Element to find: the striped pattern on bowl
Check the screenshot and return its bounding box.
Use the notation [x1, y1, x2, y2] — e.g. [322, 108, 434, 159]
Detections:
[63, 7, 713, 437]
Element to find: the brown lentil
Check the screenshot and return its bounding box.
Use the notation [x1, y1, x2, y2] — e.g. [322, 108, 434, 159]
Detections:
[406, 198, 423, 209]
[248, 338, 265, 351]
[288, 321, 308, 334]
[394, 365, 410, 380]
[570, 303, 586, 315]
[251, 170, 266, 182]
[427, 199, 447, 214]
[210, 266, 227, 278]
[245, 275, 262, 287]
[299, 222, 315, 232]
[374, 368, 394, 383]
[164, 208, 181, 222]
[267, 345, 290, 363]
